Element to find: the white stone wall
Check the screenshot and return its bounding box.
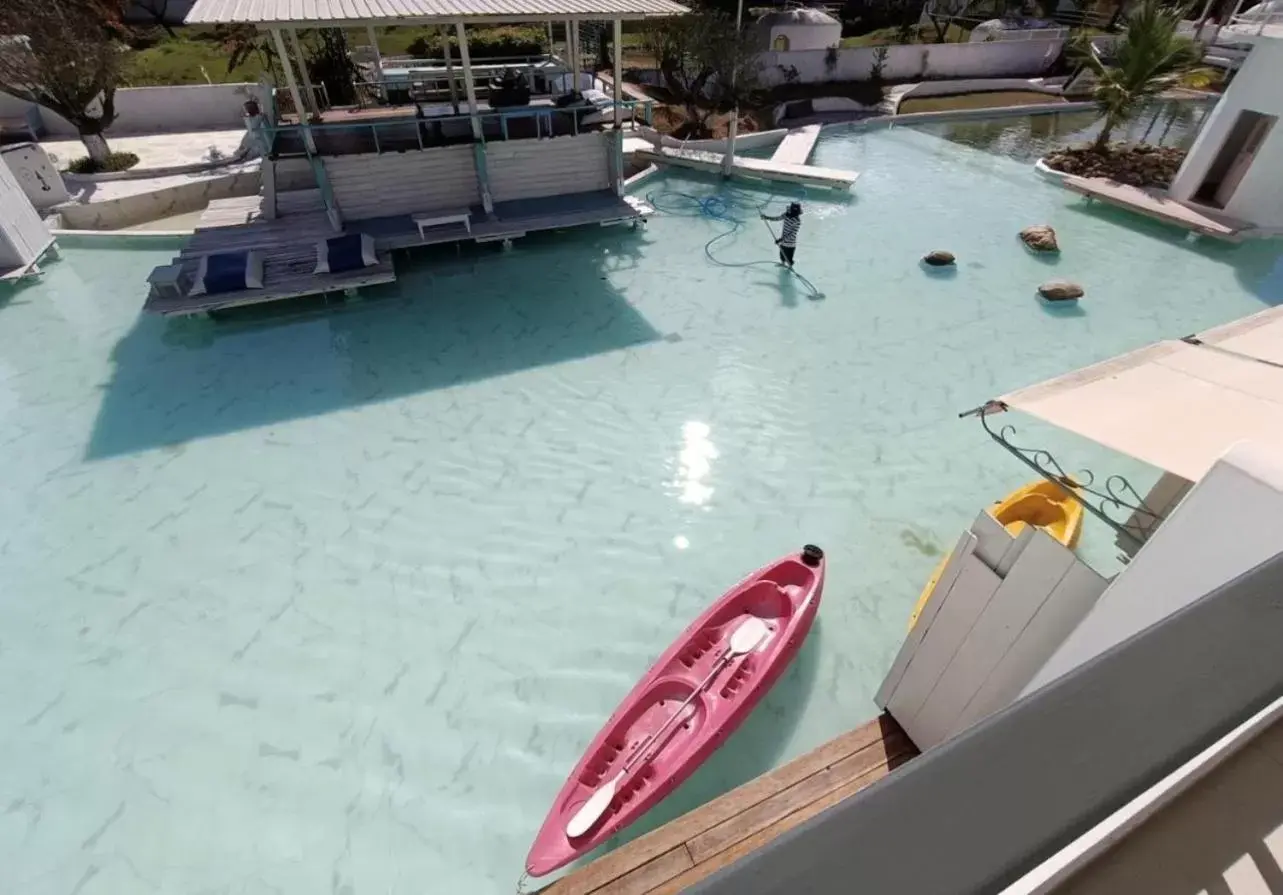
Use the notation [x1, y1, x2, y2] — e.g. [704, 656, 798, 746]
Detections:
[0, 84, 258, 138]
[760, 38, 1063, 85]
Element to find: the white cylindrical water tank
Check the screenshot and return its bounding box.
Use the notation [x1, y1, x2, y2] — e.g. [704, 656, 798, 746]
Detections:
[0, 146, 54, 276]
[1, 142, 70, 210]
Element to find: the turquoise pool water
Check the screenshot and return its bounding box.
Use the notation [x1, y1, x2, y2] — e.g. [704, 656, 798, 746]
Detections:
[2, 118, 1280, 894]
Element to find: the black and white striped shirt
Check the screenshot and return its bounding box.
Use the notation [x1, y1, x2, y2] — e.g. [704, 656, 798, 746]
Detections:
[765, 213, 802, 247]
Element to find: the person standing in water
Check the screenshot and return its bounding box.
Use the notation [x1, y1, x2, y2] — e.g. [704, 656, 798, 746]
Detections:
[760, 202, 803, 269]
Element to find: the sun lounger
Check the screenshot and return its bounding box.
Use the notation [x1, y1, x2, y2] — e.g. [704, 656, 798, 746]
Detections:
[144, 240, 396, 317]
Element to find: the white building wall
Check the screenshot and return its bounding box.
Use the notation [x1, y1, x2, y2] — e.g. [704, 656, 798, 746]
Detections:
[1023, 442, 1283, 697]
[759, 38, 1062, 85]
[766, 23, 843, 51]
[1169, 37, 1283, 228]
[486, 132, 611, 203]
[0, 84, 254, 137]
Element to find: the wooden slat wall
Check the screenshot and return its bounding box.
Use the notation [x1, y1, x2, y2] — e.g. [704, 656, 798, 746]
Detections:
[487, 133, 611, 203]
[322, 146, 479, 220]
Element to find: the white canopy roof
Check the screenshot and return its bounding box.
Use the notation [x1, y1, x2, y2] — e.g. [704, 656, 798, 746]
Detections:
[186, 0, 688, 24]
[998, 304, 1283, 482]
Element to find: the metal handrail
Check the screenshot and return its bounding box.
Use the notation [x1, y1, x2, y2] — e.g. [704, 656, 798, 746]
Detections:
[1229, 9, 1283, 34]
[266, 99, 654, 154]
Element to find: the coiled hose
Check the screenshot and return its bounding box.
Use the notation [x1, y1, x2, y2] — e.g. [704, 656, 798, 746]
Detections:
[644, 184, 824, 298]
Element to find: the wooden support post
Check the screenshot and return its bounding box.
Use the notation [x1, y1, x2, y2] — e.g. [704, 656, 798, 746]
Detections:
[270, 28, 315, 154]
[612, 18, 624, 196]
[457, 23, 493, 215]
[288, 28, 319, 117]
[567, 19, 578, 92]
[612, 18, 623, 127]
[366, 25, 385, 102]
[443, 26, 460, 115]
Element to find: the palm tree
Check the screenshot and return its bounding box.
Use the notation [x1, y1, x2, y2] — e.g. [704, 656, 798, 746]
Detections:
[1073, 0, 1205, 151]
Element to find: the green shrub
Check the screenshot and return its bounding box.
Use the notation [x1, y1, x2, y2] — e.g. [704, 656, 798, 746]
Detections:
[406, 26, 545, 60]
[65, 152, 141, 174]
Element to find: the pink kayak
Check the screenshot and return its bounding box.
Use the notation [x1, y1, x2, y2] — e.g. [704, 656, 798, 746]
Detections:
[525, 545, 825, 877]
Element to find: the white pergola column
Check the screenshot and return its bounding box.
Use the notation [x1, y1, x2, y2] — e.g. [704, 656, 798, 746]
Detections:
[443, 26, 460, 114]
[566, 19, 578, 92]
[366, 25, 385, 101]
[612, 18, 623, 125]
[456, 22, 493, 215]
[612, 17, 624, 196]
[287, 28, 319, 117]
[721, 0, 746, 177]
[270, 27, 315, 153]
[455, 23, 482, 139]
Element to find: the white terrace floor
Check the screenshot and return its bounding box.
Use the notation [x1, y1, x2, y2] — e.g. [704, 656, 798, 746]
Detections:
[41, 129, 252, 171]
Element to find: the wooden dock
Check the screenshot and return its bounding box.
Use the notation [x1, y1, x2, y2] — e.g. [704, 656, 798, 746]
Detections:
[634, 146, 857, 192]
[1062, 175, 1249, 241]
[538, 714, 915, 894]
[770, 125, 822, 167]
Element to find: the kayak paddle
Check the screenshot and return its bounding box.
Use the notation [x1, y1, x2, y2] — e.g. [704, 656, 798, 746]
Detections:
[564, 615, 770, 839]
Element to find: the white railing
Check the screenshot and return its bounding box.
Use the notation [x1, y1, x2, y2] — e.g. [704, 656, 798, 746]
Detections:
[1229, 9, 1283, 34]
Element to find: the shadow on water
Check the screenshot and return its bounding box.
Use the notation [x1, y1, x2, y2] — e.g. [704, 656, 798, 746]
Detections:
[1062, 200, 1283, 307]
[599, 619, 826, 852]
[86, 226, 664, 459]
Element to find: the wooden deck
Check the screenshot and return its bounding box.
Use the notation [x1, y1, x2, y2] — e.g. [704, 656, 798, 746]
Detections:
[538, 714, 915, 895]
[354, 191, 653, 251]
[142, 191, 650, 315]
[634, 146, 858, 192]
[1062, 175, 1250, 241]
[770, 125, 822, 167]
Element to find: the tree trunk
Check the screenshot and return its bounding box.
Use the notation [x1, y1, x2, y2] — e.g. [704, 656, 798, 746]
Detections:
[81, 131, 111, 164]
[1093, 111, 1119, 150]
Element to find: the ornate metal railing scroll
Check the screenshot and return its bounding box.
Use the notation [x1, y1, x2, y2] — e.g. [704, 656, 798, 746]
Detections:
[960, 401, 1167, 551]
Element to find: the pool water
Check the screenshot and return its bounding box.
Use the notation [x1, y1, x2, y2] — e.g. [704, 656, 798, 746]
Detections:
[2, 118, 1280, 894]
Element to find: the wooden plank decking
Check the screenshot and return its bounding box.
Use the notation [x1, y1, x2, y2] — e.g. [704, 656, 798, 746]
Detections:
[539, 713, 915, 895]
[635, 146, 858, 192]
[1062, 175, 1249, 241]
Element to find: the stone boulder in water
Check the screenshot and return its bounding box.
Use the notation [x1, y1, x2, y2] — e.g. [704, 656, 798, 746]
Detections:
[1020, 225, 1060, 253]
[923, 250, 955, 266]
[1038, 280, 1083, 301]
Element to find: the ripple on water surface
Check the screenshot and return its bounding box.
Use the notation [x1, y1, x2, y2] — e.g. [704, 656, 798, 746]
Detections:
[0, 114, 1280, 893]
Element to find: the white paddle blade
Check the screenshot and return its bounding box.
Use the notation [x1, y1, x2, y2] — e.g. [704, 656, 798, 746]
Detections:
[566, 773, 620, 839]
[728, 616, 769, 655]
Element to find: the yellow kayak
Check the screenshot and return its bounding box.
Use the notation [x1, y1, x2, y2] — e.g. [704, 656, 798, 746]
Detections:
[907, 480, 1084, 629]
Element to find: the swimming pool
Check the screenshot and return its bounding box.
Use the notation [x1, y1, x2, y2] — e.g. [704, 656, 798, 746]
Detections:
[2, 115, 1279, 894]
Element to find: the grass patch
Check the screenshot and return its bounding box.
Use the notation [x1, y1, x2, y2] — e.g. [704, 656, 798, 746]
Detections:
[897, 91, 1065, 114]
[121, 24, 551, 87]
[65, 151, 141, 174]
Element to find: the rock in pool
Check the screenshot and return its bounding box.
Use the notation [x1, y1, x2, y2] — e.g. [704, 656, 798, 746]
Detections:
[923, 250, 955, 267]
[1020, 225, 1060, 253]
[1039, 280, 1083, 301]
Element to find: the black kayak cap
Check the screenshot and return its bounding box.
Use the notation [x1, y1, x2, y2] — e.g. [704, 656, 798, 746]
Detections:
[801, 544, 824, 567]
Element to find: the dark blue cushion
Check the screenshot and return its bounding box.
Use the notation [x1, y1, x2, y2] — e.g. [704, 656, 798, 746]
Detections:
[203, 252, 248, 294]
[326, 234, 366, 274]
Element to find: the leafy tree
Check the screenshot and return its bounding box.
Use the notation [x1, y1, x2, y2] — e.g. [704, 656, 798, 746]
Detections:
[1072, 0, 1204, 150]
[132, 0, 176, 37]
[642, 9, 761, 137]
[0, 0, 128, 165]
